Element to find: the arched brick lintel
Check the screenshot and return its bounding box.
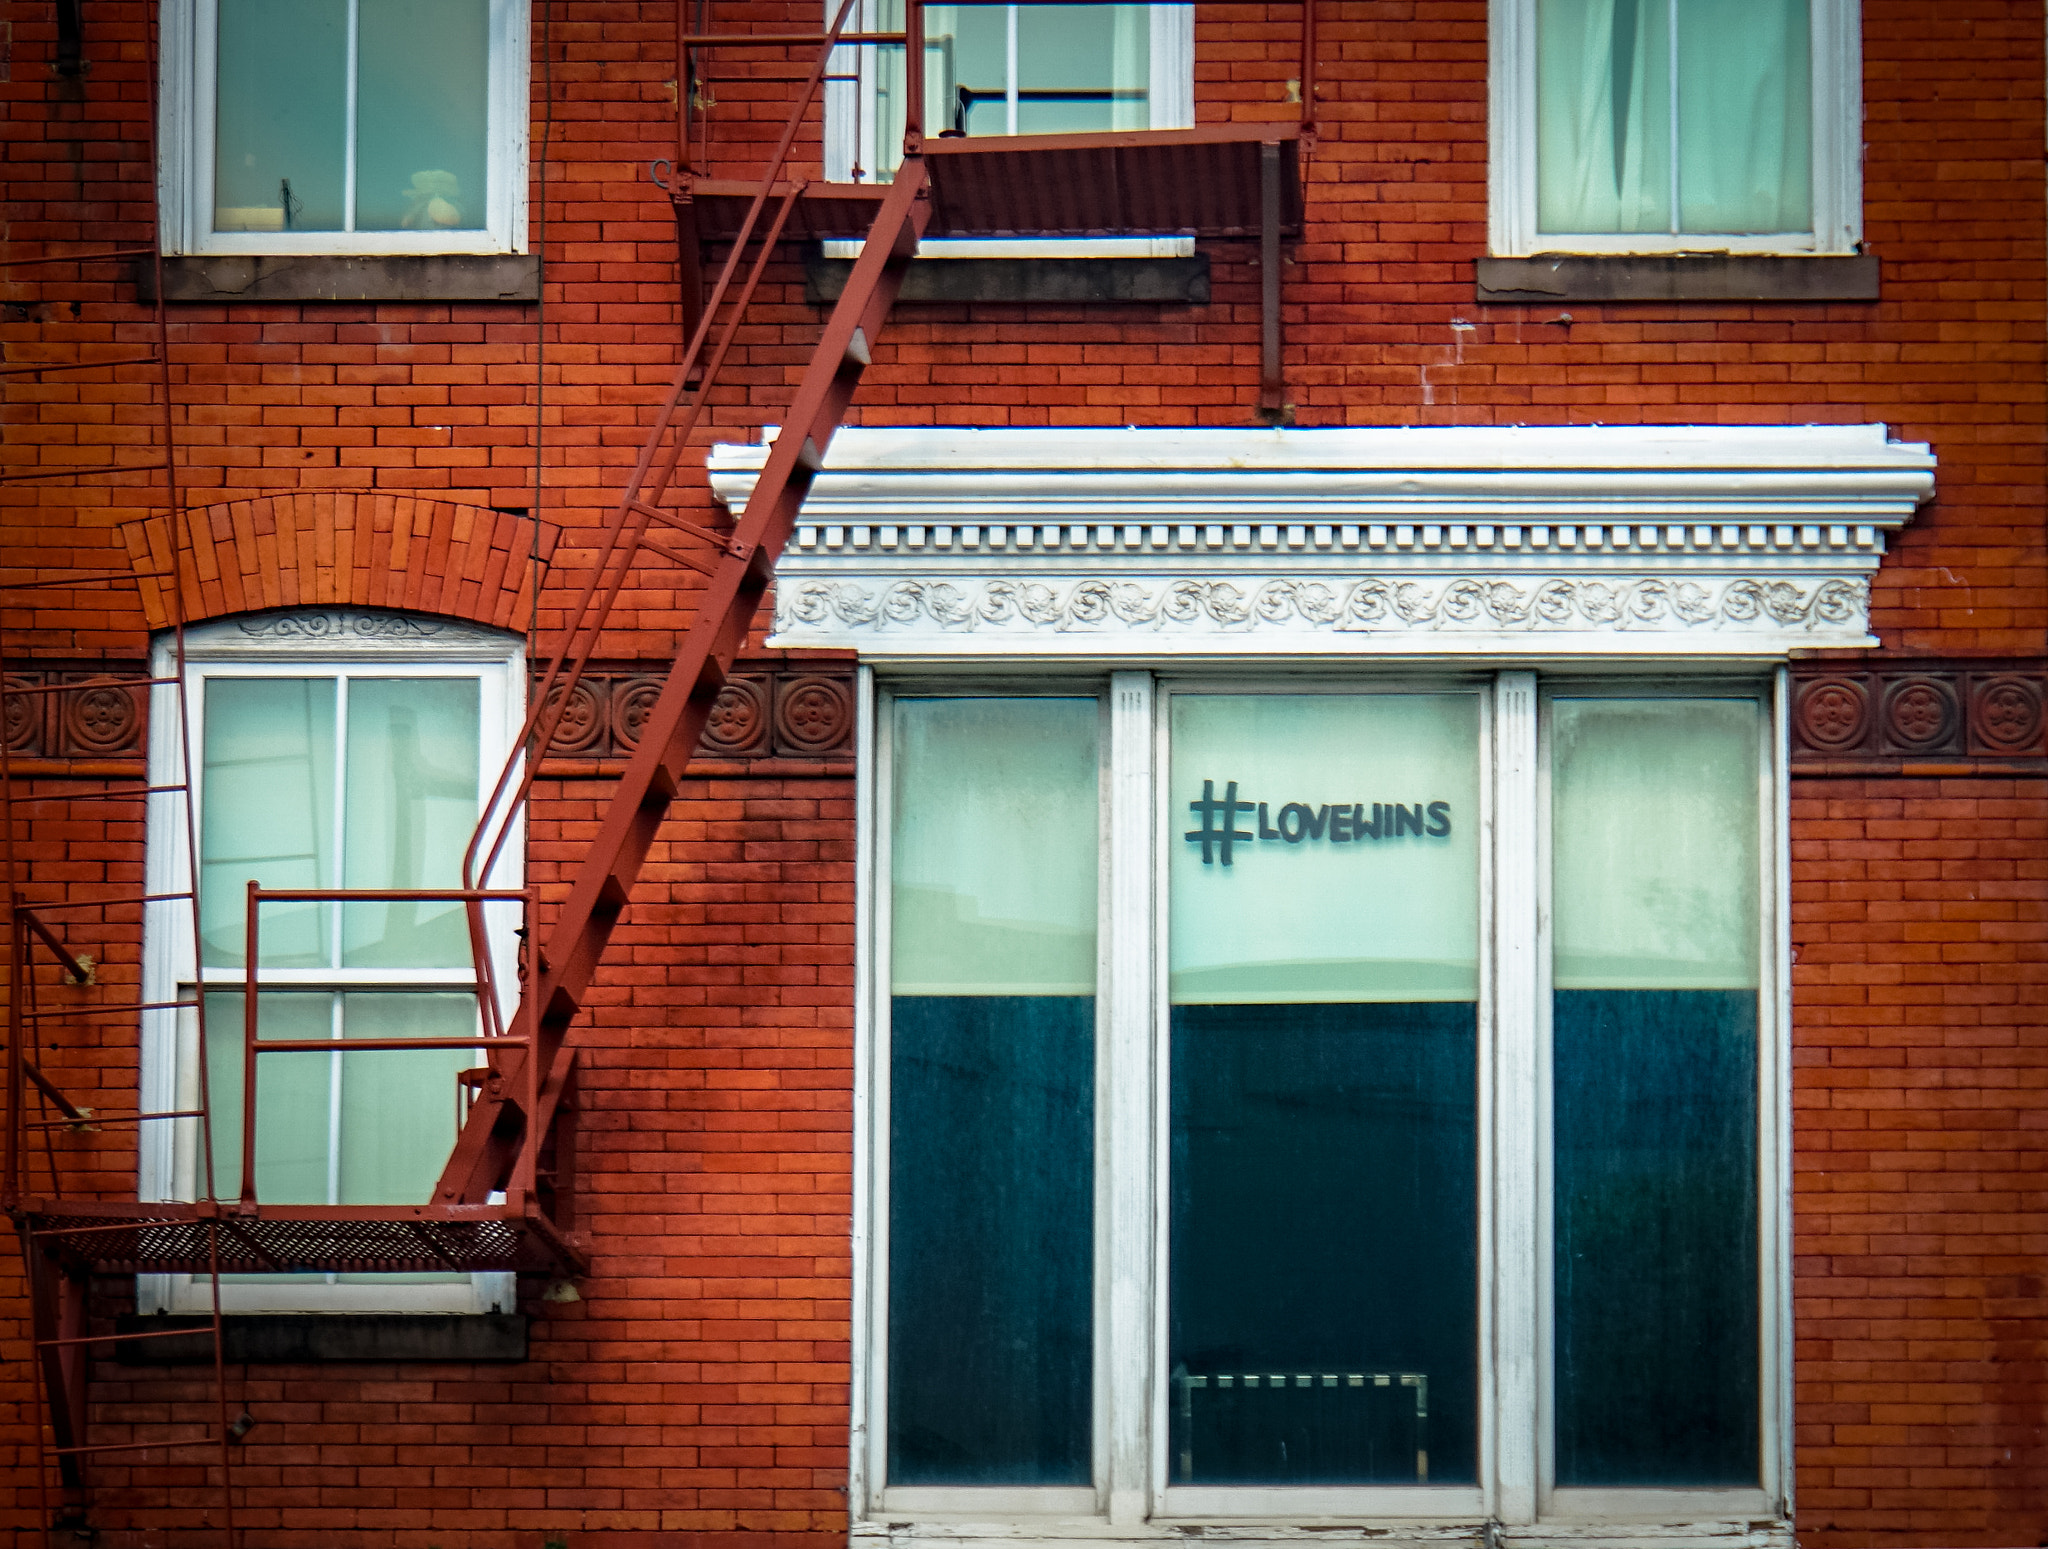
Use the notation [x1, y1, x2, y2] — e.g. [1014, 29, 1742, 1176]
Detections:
[119, 491, 558, 633]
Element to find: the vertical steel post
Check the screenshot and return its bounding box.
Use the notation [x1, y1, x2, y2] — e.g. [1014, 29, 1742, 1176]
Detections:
[903, 0, 925, 153]
[1258, 140, 1286, 423]
[239, 883, 259, 1205]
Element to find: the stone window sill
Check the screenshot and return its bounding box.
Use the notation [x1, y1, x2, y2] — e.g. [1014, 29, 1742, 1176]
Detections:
[806, 252, 1209, 306]
[137, 254, 539, 305]
[114, 1312, 528, 1363]
[1476, 253, 1879, 305]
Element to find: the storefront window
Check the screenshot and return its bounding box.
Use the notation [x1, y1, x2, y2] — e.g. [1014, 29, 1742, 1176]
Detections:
[865, 675, 1778, 1520]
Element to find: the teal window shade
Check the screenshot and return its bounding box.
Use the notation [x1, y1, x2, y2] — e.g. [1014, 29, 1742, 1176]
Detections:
[887, 698, 1099, 1486]
[1168, 694, 1481, 1003]
[1549, 697, 1763, 1486]
[1536, 0, 1812, 237]
[214, 0, 490, 235]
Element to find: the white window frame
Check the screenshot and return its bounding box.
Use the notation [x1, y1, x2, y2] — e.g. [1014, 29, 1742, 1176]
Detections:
[821, 0, 1194, 260]
[1487, 0, 1862, 256]
[158, 0, 529, 257]
[852, 664, 1792, 1540]
[138, 613, 526, 1315]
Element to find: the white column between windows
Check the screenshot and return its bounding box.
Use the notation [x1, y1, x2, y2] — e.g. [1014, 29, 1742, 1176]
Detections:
[1104, 669, 1156, 1523]
[1491, 670, 1540, 1523]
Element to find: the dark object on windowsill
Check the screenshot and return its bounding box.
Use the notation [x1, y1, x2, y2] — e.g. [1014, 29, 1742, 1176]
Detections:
[137, 254, 541, 305]
[806, 251, 1209, 306]
[113, 1312, 528, 1364]
[1475, 252, 1879, 305]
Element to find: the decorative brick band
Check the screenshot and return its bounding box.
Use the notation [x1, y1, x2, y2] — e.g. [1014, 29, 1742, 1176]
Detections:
[537, 664, 855, 764]
[118, 492, 558, 633]
[2, 663, 149, 761]
[1790, 660, 2048, 772]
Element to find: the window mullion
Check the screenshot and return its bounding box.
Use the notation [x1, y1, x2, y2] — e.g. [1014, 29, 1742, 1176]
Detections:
[343, 0, 360, 232]
[1104, 670, 1155, 1522]
[1490, 670, 1541, 1522]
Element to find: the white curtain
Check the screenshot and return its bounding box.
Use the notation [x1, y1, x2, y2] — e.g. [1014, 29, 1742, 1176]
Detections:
[1169, 695, 1481, 1004]
[1550, 699, 1761, 990]
[1537, 0, 1810, 237]
[892, 698, 1099, 996]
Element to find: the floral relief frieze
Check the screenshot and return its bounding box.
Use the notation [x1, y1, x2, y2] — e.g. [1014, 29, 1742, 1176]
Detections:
[775, 573, 1872, 641]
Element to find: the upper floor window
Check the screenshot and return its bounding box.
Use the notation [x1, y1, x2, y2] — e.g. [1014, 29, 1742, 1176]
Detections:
[824, 0, 1193, 225]
[160, 0, 529, 256]
[1489, 0, 1860, 255]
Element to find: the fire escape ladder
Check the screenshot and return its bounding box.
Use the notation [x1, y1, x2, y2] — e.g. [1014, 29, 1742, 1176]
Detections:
[437, 162, 933, 1205]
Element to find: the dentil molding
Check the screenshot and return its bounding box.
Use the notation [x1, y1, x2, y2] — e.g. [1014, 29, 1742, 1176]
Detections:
[709, 425, 1935, 658]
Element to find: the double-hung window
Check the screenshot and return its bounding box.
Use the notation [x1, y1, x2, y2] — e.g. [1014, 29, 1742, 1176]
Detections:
[160, 0, 529, 255]
[140, 614, 523, 1314]
[1489, 0, 1860, 254]
[861, 671, 1787, 1526]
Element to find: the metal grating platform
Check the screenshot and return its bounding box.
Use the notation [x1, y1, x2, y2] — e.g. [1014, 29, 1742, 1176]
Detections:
[18, 1200, 586, 1276]
[684, 123, 1303, 242]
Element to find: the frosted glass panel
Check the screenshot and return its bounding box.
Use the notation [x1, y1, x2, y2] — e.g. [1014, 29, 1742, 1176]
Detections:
[342, 678, 482, 969]
[204, 990, 335, 1205]
[1015, 6, 1149, 134]
[1551, 698, 1760, 989]
[1675, 0, 1810, 233]
[339, 993, 475, 1204]
[355, 0, 491, 232]
[1169, 695, 1480, 1003]
[891, 698, 1098, 995]
[200, 678, 335, 967]
[215, 0, 347, 232]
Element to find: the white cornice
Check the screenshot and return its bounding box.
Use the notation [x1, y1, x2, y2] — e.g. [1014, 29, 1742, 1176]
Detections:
[709, 425, 1934, 658]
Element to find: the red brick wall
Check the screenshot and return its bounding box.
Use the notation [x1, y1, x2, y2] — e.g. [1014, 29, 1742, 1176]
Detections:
[1792, 777, 2048, 1546]
[1, 0, 2043, 1543]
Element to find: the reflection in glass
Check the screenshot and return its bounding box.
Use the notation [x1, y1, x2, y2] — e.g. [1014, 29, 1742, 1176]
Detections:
[1168, 694, 1480, 1485]
[1550, 698, 1761, 1486]
[887, 698, 1098, 1486]
[342, 678, 482, 968]
[200, 678, 336, 966]
[215, 0, 347, 232]
[356, 0, 490, 231]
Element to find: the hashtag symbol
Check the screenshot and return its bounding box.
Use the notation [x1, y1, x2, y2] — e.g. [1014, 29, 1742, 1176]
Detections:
[1185, 779, 1254, 866]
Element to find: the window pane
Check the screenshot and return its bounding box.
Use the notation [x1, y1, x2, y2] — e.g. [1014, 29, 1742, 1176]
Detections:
[1550, 698, 1762, 1486]
[1551, 698, 1759, 990]
[925, 6, 1007, 136]
[887, 698, 1097, 1486]
[355, 0, 491, 232]
[1170, 694, 1479, 1004]
[342, 678, 482, 969]
[1536, 0, 1672, 234]
[1168, 695, 1480, 1485]
[1015, 6, 1149, 134]
[891, 698, 1097, 994]
[1675, 0, 1811, 233]
[338, 992, 475, 1205]
[200, 677, 336, 968]
[204, 990, 335, 1205]
[215, 0, 347, 232]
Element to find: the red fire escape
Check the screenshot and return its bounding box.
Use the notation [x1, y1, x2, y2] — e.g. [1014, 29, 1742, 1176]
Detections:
[3, 0, 1312, 1538]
